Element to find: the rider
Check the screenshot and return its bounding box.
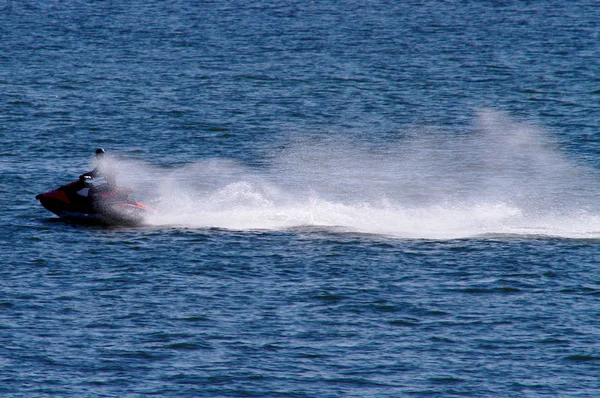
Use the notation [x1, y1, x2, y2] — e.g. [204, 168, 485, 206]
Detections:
[79, 148, 117, 190]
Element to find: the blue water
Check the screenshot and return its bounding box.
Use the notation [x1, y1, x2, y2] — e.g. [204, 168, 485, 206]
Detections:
[2, 1, 600, 396]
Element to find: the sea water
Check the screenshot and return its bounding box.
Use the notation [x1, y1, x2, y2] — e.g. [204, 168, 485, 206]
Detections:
[1, 1, 600, 396]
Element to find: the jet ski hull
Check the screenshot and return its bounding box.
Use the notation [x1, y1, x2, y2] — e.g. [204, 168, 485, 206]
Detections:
[36, 180, 154, 226]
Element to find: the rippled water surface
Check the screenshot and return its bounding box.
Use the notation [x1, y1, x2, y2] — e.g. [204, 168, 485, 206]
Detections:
[2, 1, 600, 396]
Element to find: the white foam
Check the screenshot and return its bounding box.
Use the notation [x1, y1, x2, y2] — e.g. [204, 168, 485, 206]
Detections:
[109, 110, 600, 239]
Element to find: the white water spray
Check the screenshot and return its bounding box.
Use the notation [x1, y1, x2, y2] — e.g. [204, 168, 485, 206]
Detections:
[111, 110, 600, 239]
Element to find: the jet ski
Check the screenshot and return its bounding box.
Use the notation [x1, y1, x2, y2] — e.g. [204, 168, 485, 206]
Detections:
[36, 176, 154, 226]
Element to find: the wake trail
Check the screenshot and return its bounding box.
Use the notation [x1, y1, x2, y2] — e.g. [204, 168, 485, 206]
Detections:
[112, 110, 600, 239]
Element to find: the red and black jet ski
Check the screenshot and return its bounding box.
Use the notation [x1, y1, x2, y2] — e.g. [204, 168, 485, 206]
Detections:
[36, 176, 154, 225]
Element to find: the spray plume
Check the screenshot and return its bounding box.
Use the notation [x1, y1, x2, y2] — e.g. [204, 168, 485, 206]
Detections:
[109, 110, 600, 239]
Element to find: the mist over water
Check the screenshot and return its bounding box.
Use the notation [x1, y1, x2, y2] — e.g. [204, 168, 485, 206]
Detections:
[115, 110, 600, 239]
